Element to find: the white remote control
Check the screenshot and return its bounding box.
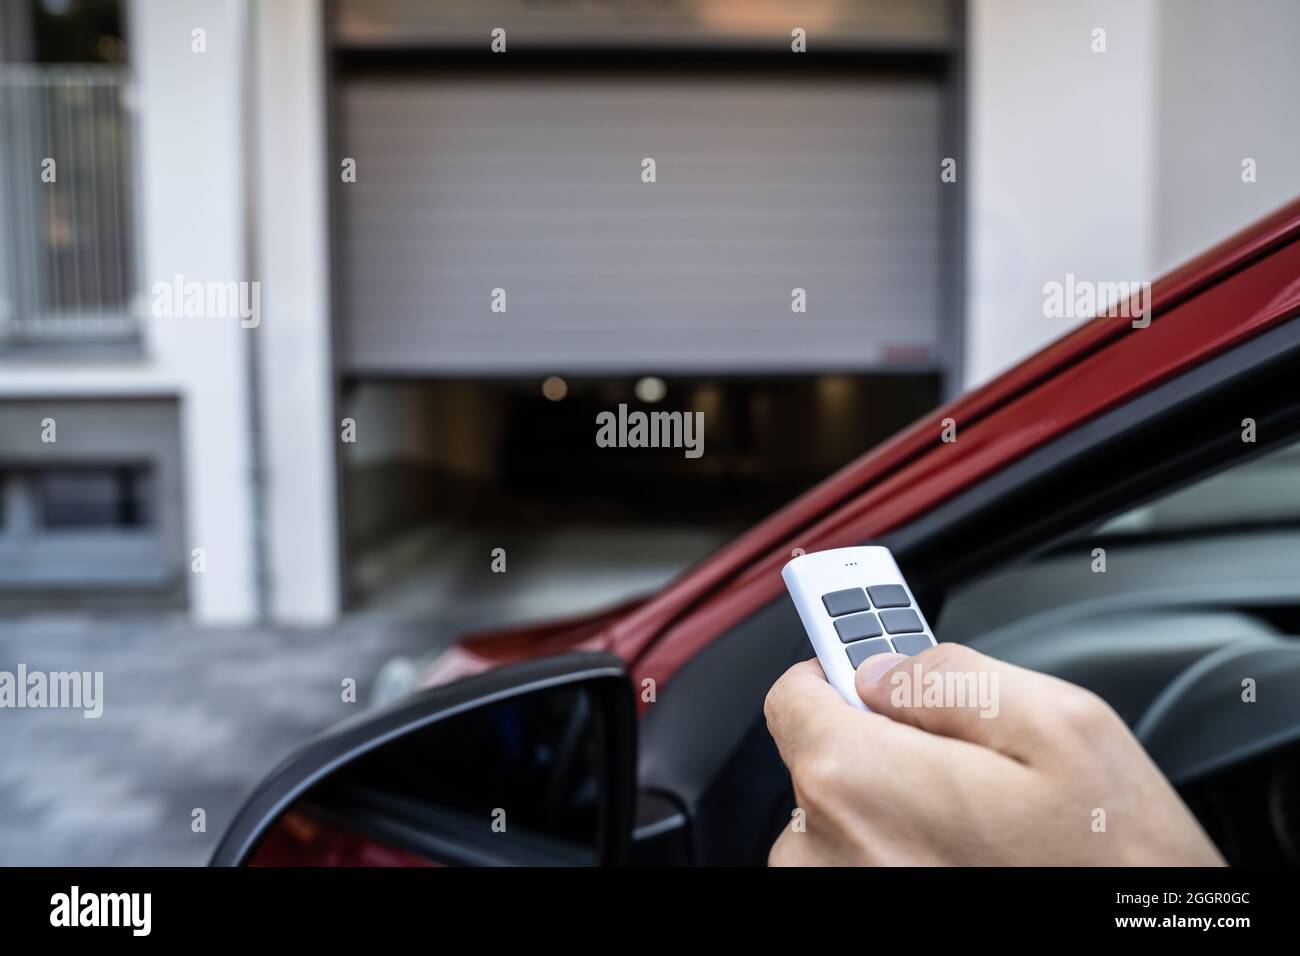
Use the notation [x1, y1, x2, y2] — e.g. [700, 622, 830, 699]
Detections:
[782, 546, 937, 710]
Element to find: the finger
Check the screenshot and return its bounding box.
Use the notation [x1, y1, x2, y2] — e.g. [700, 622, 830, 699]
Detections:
[853, 642, 1089, 763]
[764, 659, 854, 771]
[766, 657, 937, 776]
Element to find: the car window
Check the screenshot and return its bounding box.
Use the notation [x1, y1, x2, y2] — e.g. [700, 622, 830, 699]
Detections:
[937, 435, 1300, 658]
[1097, 438, 1300, 536]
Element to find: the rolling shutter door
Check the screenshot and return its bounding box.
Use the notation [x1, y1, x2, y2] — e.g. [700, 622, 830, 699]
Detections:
[338, 75, 944, 374]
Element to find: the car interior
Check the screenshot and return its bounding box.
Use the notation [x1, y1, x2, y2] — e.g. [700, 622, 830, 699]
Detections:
[945, 438, 1300, 864]
[634, 311, 1300, 865]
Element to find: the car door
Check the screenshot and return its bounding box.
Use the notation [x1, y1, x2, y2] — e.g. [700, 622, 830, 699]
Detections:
[627, 199, 1300, 864]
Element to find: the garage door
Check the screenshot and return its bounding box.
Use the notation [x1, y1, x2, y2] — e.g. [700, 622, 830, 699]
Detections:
[337, 74, 945, 375]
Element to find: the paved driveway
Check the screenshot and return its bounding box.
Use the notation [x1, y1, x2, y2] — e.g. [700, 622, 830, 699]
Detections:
[0, 523, 729, 865]
[0, 612, 444, 865]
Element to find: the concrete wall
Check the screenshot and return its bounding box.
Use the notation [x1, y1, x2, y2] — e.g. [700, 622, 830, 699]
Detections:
[965, 0, 1158, 385]
[1151, 0, 1300, 271]
[252, 0, 341, 624]
[966, 0, 1300, 385]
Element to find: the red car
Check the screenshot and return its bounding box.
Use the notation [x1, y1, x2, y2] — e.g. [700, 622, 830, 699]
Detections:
[214, 197, 1300, 866]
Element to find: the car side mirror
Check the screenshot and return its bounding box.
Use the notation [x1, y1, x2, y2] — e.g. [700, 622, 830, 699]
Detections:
[210, 653, 637, 866]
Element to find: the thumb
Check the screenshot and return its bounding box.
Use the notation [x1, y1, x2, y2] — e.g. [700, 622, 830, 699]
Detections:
[851, 651, 910, 719]
[853, 642, 1064, 764]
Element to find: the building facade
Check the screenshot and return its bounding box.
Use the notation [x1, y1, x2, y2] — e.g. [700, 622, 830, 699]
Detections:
[2, 0, 1296, 625]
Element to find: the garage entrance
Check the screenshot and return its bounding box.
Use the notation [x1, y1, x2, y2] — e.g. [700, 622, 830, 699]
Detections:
[328, 1, 962, 616]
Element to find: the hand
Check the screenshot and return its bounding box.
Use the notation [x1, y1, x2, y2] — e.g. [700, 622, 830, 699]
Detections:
[764, 642, 1224, 866]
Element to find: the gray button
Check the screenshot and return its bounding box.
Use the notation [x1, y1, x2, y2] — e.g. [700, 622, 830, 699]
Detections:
[891, 633, 935, 656]
[867, 585, 910, 608]
[880, 608, 923, 634]
[821, 588, 870, 617]
[834, 612, 882, 643]
[846, 637, 893, 669]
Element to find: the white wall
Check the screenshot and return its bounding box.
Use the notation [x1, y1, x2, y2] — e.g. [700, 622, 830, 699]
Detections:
[966, 0, 1158, 385]
[1151, 0, 1300, 271]
[134, 0, 264, 623]
[252, 0, 341, 624]
[966, 0, 1300, 386]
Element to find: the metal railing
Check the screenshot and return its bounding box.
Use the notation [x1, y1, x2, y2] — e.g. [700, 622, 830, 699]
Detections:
[0, 65, 140, 350]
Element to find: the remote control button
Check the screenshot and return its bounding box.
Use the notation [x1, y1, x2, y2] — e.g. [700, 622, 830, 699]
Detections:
[834, 612, 883, 643]
[821, 588, 870, 617]
[880, 608, 923, 634]
[867, 584, 910, 608]
[891, 633, 935, 656]
[846, 637, 893, 669]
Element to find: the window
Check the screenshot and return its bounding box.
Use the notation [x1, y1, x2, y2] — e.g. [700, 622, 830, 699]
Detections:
[0, 466, 153, 532]
[36, 465, 151, 529]
[0, 398, 184, 599]
[0, 0, 138, 350]
[1097, 439, 1300, 537]
[937, 436, 1300, 662]
[29, 0, 127, 64]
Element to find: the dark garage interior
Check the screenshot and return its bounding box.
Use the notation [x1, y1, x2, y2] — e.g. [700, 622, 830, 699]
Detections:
[342, 372, 941, 610]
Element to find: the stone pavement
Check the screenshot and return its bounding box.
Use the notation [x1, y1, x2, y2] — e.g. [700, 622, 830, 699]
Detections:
[0, 611, 444, 865]
[0, 523, 729, 865]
